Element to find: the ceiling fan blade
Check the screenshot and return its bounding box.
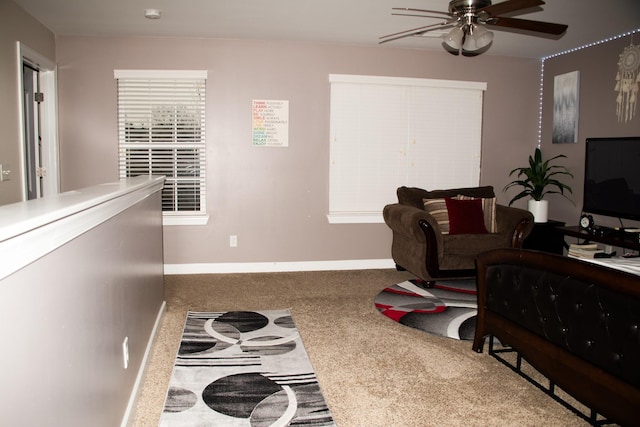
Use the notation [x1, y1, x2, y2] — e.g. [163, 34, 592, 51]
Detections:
[487, 16, 567, 35]
[392, 7, 452, 16]
[479, 0, 545, 17]
[392, 13, 456, 20]
[379, 21, 457, 44]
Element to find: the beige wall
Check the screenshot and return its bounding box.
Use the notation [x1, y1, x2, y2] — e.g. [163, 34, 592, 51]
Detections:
[4, 1, 640, 267]
[0, 180, 164, 426]
[55, 35, 541, 266]
[541, 34, 640, 228]
[0, 0, 55, 205]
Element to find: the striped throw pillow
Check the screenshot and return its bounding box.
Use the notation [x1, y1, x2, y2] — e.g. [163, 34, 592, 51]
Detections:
[422, 198, 450, 234]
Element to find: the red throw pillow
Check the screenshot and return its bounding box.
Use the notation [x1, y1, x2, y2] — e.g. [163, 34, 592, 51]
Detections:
[445, 197, 488, 235]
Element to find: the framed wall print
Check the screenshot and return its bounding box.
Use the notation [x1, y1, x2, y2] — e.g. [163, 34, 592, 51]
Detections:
[252, 100, 289, 147]
[552, 70, 580, 144]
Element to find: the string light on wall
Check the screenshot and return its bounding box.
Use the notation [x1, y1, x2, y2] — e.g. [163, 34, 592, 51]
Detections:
[537, 28, 640, 144]
[537, 59, 545, 147]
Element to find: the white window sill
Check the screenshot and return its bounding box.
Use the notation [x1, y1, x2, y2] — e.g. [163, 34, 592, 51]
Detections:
[163, 214, 210, 226]
[326, 213, 383, 224]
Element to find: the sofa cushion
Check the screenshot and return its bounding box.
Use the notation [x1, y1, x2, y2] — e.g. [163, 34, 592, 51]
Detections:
[423, 198, 450, 234]
[398, 185, 495, 209]
[439, 233, 509, 270]
[399, 187, 432, 209]
[445, 197, 488, 235]
[455, 194, 498, 233]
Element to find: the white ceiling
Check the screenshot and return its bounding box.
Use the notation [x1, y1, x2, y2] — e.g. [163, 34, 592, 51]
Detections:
[12, 0, 640, 58]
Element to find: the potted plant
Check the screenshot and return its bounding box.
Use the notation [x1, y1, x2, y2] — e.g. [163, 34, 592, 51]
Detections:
[503, 147, 573, 222]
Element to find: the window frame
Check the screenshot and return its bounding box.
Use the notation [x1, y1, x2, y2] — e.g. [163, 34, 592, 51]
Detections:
[114, 69, 208, 226]
[328, 74, 487, 224]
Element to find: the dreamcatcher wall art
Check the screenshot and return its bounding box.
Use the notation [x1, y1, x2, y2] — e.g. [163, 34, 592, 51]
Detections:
[615, 40, 640, 123]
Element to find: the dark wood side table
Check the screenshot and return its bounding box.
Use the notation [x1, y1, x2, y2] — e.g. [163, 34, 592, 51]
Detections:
[522, 219, 566, 255]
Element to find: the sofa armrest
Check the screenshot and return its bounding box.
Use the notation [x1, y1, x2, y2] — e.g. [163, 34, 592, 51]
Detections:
[383, 203, 443, 244]
[496, 204, 534, 247]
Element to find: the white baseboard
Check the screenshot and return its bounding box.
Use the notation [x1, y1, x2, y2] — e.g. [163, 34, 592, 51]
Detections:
[164, 259, 395, 275]
[121, 300, 166, 427]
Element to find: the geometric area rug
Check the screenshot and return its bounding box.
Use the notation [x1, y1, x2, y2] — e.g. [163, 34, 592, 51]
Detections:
[374, 279, 478, 341]
[159, 309, 336, 426]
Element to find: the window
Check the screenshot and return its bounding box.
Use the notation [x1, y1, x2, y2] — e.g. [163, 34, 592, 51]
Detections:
[328, 74, 487, 223]
[114, 70, 208, 225]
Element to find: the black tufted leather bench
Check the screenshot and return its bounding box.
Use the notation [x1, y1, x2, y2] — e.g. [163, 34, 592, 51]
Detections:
[473, 248, 640, 426]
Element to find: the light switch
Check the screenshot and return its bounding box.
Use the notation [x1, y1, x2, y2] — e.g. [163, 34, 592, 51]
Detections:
[0, 164, 10, 182]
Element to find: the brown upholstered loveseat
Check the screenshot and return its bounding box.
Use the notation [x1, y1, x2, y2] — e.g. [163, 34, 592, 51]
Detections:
[383, 186, 534, 282]
[473, 248, 640, 425]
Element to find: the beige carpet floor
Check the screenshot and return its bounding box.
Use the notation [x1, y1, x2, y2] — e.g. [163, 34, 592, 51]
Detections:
[132, 269, 593, 426]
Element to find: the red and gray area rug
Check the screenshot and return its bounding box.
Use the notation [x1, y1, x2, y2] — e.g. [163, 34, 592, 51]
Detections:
[375, 279, 478, 341]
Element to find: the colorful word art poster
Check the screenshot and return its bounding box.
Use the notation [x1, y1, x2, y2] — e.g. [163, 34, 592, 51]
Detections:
[252, 100, 289, 147]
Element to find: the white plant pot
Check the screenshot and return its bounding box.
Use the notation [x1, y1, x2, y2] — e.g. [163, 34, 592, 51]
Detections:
[528, 199, 548, 223]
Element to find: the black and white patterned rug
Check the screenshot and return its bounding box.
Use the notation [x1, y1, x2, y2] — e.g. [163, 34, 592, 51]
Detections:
[159, 310, 336, 426]
[375, 279, 478, 341]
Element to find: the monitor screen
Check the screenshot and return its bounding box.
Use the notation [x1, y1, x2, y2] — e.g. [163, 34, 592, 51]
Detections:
[583, 137, 640, 221]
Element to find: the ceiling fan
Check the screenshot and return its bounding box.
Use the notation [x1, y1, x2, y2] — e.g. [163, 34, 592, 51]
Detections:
[379, 0, 568, 55]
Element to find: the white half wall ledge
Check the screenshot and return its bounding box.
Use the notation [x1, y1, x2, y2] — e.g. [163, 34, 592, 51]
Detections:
[0, 175, 165, 281]
[164, 259, 396, 275]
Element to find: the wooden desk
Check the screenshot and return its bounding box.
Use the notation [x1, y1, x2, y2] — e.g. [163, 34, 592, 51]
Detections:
[557, 226, 640, 252]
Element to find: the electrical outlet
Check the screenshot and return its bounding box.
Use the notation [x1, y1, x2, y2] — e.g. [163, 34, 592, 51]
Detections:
[0, 164, 10, 182]
[229, 235, 238, 247]
[122, 337, 129, 369]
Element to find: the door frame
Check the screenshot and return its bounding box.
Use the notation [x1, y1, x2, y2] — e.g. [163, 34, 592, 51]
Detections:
[17, 42, 59, 200]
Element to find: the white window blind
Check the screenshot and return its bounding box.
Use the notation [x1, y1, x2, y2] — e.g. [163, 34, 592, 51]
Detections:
[115, 70, 207, 224]
[328, 74, 486, 223]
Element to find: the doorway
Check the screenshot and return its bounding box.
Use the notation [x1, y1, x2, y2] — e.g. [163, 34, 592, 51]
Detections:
[22, 62, 41, 199]
[18, 42, 59, 200]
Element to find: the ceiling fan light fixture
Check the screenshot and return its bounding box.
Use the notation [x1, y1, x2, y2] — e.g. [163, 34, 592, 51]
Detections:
[443, 26, 464, 50]
[462, 27, 477, 51]
[380, 0, 566, 56]
[471, 24, 494, 49]
[462, 24, 494, 52]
